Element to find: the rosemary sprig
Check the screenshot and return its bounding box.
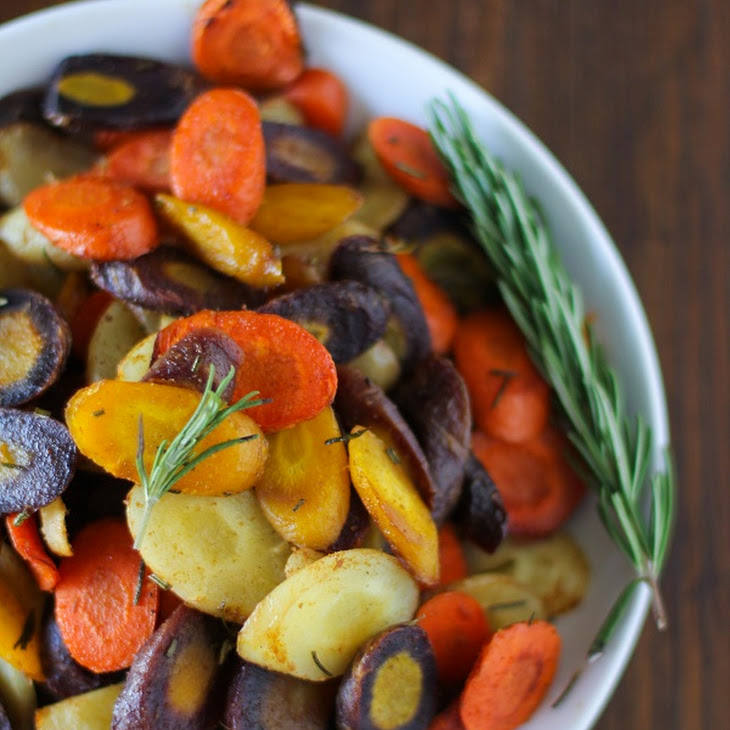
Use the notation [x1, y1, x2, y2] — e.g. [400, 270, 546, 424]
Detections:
[133, 365, 267, 549]
[428, 97, 675, 634]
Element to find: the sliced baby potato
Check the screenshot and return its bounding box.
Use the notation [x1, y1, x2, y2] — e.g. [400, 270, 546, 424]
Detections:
[448, 572, 546, 631]
[451, 453, 508, 554]
[336, 623, 437, 730]
[392, 356, 471, 524]
[350, 133, 410, 232]
[250, 183, 362, 244]
[263, 121, 361, 185]
[284, 547, 325, 578]
[0, 655, 36, 730]
[329, 235, 431, 371]
[38, 497, 73, 558]
[127, 486, 290, 623]
[116, 333, 156, 382]
[0, 408, 77, 514]
[258, 281, 389, 363]
[154, 195, 284, 289]
[256, 405, 350, 551]
[345, 339, 401, 392]
[0, 288, 71, 407]
[142, 328, 244, 403]
[224, 658, 336, 730]
[112, 605, 226, 730]
[258, 95, 305, 125]
[66, 379, 266, 497]
[84, 297, 146, 383]
[0, 123, 96, 208]
[236, 549, 419, 681]
[34, 683, 123, 730]
[462, 531, 591, 616]
[0, 207, 88, 270]
[347, 427, 439, 587]
[42, 54, 207, 131]
[90, 245, 254, 315]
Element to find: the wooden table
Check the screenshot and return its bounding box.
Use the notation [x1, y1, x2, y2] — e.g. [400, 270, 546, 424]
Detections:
[1, 1, 726, 728]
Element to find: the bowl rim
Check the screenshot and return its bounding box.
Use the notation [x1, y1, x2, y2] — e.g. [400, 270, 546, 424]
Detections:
[0, 1, 672, 728]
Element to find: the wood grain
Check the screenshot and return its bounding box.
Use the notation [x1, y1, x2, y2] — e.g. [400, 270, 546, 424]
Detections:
[1, 1, 726, 728]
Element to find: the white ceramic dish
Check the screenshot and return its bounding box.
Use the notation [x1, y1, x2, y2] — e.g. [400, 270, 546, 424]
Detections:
[0, 1, 671, 728]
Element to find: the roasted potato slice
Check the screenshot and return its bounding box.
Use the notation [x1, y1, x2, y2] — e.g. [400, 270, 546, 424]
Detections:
[345, 339, 401, 392]
[0, 655, 36, 730]
[224, 658, 336, 730]
[392, 356, 471, 524]
[263, 121, 361, 185]
[0, 408, 77, 514]
[258, 281, 389, 363]
[448, 572, 546, 631]
[127, 487, 290, 623]
[0, 123, 96, 208]
[116, 333, 156, 382]
[112, 605, 226, 730]
[42, 54, 207, 132]
[329, 235, 431, 371]
[90, 245, 255, 316]
[38, 497, 73, 558]
[34, 683, 123, 730]
[0, 288, 71, 407]
[336, 623, 437, 730]
[236, 549, 419, 681]
[462, 531, 591, 616]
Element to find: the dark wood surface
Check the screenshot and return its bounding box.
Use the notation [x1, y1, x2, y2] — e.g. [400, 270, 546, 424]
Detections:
[1, 1, 726, 728]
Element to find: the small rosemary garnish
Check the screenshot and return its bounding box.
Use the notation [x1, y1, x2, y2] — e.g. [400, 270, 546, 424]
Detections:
[92, 409, 105, 417]
[386, 447, 401, 464]
[488, 368, 518, 409]
[12, 509, 30, 526]
[292, 498, 306, 512]
[165, 638, 178, 658]
[149, 574, 171, 591]
[3, 462, 26, 472]
[133, 560, 146, 606]
[133, 365, 266, 549]
[324, 428, 369, 446]
[311, 650, 333, 677]
[487, 599, 528, 613]
[394, 160, 428, 179]
[429, 97, 675, 639]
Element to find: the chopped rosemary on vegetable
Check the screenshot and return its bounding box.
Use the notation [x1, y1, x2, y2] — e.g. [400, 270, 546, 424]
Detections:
[428, 97, 676, 635]
[133, 365, 266, 549]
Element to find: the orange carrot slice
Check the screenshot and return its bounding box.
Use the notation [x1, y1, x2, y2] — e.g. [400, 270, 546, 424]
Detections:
[396, 252, 459, 355]
[170, 87, 266, 225]
[437, 522, 469, 586]
[459, 620, 561, 730]
[453, 308, 551, 443]
[417, 590, 491, 685]
[191, 0, 304, 91]
[104, 128, 172, 193]
[154, 310, 338, 432]
[282, 67, 349, 136]
[471, 428, 586, 536]
[5, 513, 59, 592]
[368, 117, 459, 208]
[23, 175, 159, 261]
[54, 519, 158, 673]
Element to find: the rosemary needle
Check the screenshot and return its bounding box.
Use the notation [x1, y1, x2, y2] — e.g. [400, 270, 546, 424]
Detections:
[133, 365, 267, 549]
[428, 97, 676, 638]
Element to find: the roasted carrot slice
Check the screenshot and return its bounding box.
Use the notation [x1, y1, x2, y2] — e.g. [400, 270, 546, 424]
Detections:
[471, 428, 586, 537]
[5, 513, 59, 592]
[396, 252, 459, 355]
[154, 310, 338, 432]
[191, 0, 304, 91]
[459, 620, 561, 730]
[54, 519, 159, 673]
[417, 590, 491, 686]
[452, 308, 551, 443]
[437, 523, 469, 586]
[282, 67, 349, 137]
[104, 128, 172, 193]
[170, 88, 266, 225]
[23, 175, 159, 261]
[368, 117, 458, 208]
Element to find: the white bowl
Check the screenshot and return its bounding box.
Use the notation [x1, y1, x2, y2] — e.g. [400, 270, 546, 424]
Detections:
[0, 1, 671, 728]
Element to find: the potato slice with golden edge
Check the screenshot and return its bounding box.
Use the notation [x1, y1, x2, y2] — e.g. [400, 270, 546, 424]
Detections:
[38, 497, 73, 558]
[448, 572, 546, 631]
[250, 183, 362, 244]
[462, 531, 590, 616]
[0, 654, 36, 730]
[347, 428, 439, 586]
[155, 194, 284, 288]
[284, 547, 324, 578]
[127, 486, 290, 623]
[237, 549, 419, 681]
[256, 405, 349, 550]
[116, 333, 156, 382]
[336, 624, 437, 730]
[34, 683, 123, 730]
[66, 379, 267, 497]
[345, 339, 401, 392]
